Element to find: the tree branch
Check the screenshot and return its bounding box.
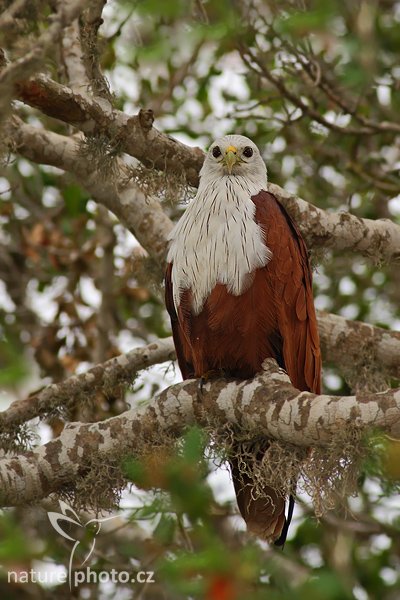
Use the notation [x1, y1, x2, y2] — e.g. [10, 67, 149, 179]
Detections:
[61, 15, 90, 92]
[317, 310, 400, 380]
[0, 337, 175, 432]
[0, 359, 399, 507]
[14, 75, 204, 186]
[1, 311, 398, 434]
[79, 0, 112, 99]
[0, 1, 85, 116]
[0, 0, 29, 31]
[8, 117, 172, 265]
[239, 46, 375, 136]
[268, 183, 400, 264]
[8, 104, 400, 264]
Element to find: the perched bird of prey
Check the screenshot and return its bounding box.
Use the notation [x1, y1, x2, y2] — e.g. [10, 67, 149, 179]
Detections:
[165, 134, 321, 545]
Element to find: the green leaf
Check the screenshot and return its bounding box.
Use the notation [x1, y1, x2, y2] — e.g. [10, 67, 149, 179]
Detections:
[181, 426, 206, 463]
[0, 337, 28, 387]
[136, 0, 188, 19]
[0, 513, 37, 562]
[276, 3, 336, 35]
[154, 514, 176, 545]
[62, 184, 89, 217]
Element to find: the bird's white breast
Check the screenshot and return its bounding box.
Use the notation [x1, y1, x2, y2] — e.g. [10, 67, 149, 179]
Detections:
[167, 176, 272, 314]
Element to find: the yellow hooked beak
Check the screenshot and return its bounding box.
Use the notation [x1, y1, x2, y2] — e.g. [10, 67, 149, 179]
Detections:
[224, 145, 238, 173]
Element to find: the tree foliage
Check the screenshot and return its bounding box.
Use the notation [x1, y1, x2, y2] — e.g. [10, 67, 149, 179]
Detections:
[0, 0, 400, 598]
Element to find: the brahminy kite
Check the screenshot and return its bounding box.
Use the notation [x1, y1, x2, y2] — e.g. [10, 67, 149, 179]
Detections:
[165, 134, 321, 545]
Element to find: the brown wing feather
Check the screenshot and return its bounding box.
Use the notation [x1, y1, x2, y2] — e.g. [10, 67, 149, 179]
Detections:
[164, 263, 194, 379]
[252, 190, 322, 394]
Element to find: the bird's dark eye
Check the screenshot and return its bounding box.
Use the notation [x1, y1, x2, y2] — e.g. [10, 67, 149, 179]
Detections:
[212, 146, 222, 158]
[243, 146, 253, 158]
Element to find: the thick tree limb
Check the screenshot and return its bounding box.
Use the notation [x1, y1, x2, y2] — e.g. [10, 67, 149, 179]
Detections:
[8, 117, 172, 265]
[0, 360, 399, 507]
[268, 183, 400, 264]
[1, 313, 398, 434]
[0, 338, 175, 432]
[15, 75, 204, 186]
[8, 108, 400, 263]
[318, 310, 400, 380]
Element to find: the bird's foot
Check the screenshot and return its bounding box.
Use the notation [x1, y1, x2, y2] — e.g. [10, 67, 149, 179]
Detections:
[198, 369, 225, 397]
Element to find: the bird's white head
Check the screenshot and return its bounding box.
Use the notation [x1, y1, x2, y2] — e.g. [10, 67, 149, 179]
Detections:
[200, 134, 268, 187]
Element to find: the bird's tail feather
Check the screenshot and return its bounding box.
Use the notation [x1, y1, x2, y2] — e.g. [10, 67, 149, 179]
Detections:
[230, 456, 293, 545]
